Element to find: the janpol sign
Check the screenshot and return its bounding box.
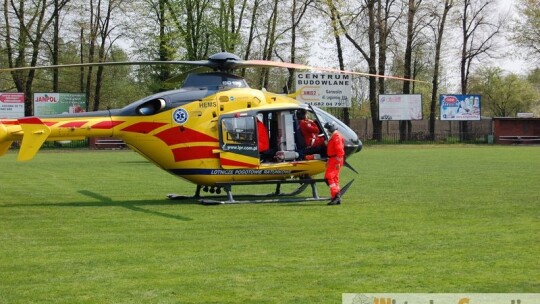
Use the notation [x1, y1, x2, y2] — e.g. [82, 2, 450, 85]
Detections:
[295, 73, 352, 108]
[33, 93, 86, 116]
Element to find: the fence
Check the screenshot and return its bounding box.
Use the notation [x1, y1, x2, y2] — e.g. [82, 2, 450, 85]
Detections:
[350, 118, 493, 144]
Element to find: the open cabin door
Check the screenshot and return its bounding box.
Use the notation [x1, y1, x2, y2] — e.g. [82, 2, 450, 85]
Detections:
[217, 114, 260, 169]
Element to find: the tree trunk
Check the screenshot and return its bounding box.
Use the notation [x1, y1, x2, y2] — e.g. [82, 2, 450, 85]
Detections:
[242, 0, 260, 77]
[328, 1, 348, 125]
[400, 0, 417, 142]
[86, 0, 99, 111]
[94, 1, 114, 111]
[368, 0, 381, 141]
[4, 0, 69, 116]
[430, 0, 453, 141]
[53, 0, 59, 92]
[458, 0, 501, 141]
[260, 0, 279, 89]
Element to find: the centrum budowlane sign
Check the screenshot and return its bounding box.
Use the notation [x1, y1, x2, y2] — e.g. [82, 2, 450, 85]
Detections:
[295, 72, 352, 107]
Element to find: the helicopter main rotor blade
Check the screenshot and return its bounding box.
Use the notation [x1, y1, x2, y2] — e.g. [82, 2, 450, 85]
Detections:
[0, 51, 429, 84]
[241, 59, 430, 84]
[0, 60, 213, 72]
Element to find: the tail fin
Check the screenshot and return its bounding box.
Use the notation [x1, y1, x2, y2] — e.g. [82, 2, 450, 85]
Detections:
[16, 117, 51, 161]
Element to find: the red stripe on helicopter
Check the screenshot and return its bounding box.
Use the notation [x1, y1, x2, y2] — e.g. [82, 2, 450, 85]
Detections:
[18, 117, 43, 124]
[121, 122, 167, 134]
[59, 121, 88, 128]
[0, 120, 19, 125]
[44, 122, 57, 126]
[92, 120, 124, 129]
[156, 127, 218, 146]
[172, 146, 218, 162]
[219, 158, 258, 168]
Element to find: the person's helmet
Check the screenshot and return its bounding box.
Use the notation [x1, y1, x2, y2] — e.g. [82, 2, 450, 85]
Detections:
[324, 121, 337, 133]
[296, 109, 306, 120]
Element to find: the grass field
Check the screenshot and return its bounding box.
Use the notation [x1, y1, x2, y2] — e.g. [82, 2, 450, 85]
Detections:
[0, 145, 538, 303]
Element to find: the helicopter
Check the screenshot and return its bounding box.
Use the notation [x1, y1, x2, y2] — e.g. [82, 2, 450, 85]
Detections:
[0, 52, 413, 204]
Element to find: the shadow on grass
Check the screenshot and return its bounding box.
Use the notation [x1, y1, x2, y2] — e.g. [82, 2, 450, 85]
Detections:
[1, 190, 197, 222]
[79, 190, 195, 222]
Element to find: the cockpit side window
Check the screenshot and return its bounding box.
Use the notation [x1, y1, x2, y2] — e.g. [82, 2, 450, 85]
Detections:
[220, 116, 256, 145]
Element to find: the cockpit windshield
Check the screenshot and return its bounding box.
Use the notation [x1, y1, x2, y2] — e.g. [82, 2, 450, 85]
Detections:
[312, 106, 360, 146]
[182, 72, 249, 90]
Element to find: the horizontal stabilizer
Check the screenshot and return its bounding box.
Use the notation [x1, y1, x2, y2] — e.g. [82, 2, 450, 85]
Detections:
[17, 117, 51, 161]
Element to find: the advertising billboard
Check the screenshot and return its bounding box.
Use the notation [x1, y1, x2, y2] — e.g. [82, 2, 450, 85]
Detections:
[379, 94, 422, 121]
[33, 93, 86, 116]
[440, 94, 481, 121]
[0, 92, 25, 118]
[294, 73, 352, 107]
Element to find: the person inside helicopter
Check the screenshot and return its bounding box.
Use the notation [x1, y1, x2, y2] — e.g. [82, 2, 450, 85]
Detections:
[257, 113, 276, 162]
[296, 109, 326, 158]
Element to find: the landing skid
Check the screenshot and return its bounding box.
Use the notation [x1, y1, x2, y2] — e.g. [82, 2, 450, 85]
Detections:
[167, 178, 355, 205]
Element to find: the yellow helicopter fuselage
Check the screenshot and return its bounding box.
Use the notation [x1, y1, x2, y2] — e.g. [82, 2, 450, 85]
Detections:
[1, 85, 352, 187]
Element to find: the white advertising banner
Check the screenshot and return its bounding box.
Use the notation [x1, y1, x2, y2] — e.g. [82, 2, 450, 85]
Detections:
[379, 94, 422, 120]
[295, 73, 352, 107]
[0, 92, 25, 118]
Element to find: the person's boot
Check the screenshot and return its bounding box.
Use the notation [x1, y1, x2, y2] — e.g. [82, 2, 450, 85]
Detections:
[328, 194, 341, 205]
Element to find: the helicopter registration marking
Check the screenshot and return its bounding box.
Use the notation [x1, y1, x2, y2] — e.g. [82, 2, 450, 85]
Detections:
[173, 108, 188, 125]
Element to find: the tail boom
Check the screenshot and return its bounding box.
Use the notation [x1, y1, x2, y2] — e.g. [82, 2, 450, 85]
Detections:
[0, 115, 119, 161]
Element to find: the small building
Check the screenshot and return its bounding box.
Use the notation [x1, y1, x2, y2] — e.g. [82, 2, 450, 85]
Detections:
[493, 117, 540, 144]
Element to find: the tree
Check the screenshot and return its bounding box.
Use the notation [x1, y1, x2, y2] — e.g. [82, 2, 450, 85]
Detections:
[94, 0, 120, 111]
[217, 0, 249, 53]
[325, 0, 349, 124]
[511, 0, 540, 63]
[527, 68, 540, 115]
[241, 0, 261, 77]
[428, 0, 453, 140]
[335, 0, 382, 140]
[469, 66, 539, 117]
[400, 0, 422, 141]
[285, 0, 313, 92]
[457, 0, 502, 139]
[3, 0, 71, 116]
[259, 0, 280, 89]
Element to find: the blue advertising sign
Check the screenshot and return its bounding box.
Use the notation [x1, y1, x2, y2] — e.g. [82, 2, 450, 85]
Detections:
[440, 94, 481, 121]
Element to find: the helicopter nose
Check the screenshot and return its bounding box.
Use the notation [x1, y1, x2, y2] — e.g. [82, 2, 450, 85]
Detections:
[356, 140, 363, 152]
[344, 138, 362, 156]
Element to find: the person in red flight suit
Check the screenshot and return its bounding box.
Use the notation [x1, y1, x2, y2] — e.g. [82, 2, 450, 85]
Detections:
[297, 110, 325, 149]
[257, 118, 270, 153]
[324, 121, 345, 205]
